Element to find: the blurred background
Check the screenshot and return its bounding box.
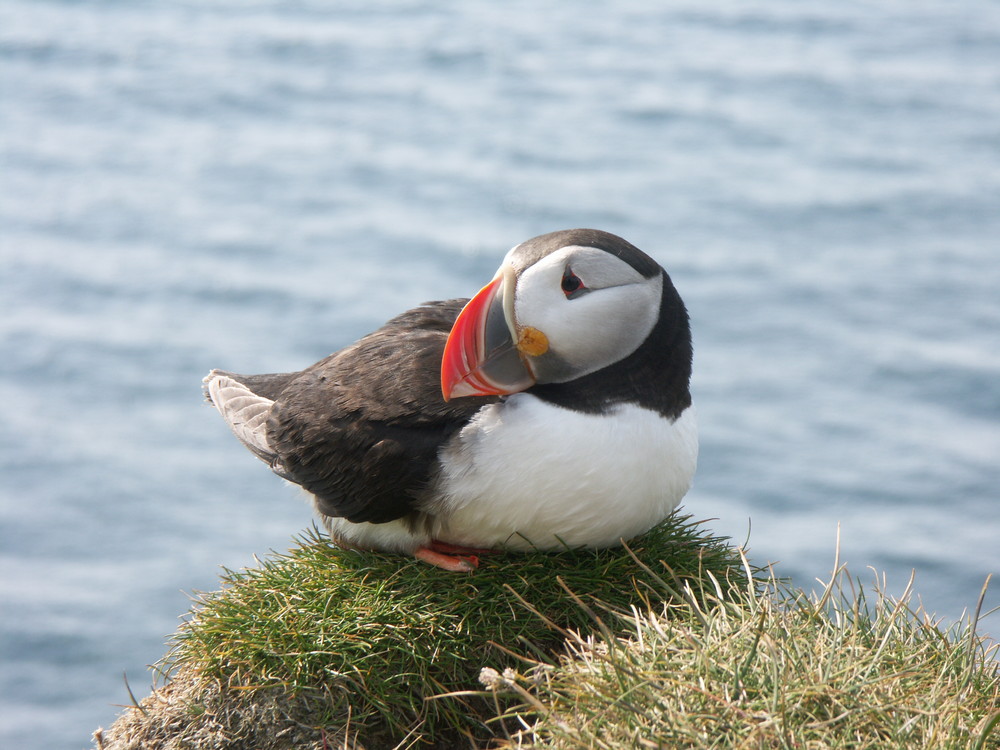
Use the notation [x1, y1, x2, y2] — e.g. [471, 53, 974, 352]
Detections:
[2, 1, 998, 747]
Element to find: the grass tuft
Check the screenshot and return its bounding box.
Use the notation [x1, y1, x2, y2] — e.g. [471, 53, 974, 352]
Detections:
[482, 556, 1000, 749]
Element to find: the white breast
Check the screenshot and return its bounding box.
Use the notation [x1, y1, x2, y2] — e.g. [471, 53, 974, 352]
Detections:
[427, 394, 698, 550]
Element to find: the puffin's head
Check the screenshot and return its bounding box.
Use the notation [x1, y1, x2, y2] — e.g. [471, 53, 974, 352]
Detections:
[442, 229, 666, 400]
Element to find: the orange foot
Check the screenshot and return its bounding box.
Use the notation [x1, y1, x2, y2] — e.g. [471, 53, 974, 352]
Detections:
[413, 540, 501, 572]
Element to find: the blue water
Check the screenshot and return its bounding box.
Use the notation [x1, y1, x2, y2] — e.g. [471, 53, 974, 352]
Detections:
[2, 1, 999, 747]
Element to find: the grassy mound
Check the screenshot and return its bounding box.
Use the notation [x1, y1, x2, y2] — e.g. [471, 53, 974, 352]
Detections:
[93, 516, 999, 749]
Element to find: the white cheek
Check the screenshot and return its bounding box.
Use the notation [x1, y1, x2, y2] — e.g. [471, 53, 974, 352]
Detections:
[516, 269, 663, 378]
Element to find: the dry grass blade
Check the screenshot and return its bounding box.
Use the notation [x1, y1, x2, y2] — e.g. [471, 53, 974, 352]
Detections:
[486, 561, 1000, 749]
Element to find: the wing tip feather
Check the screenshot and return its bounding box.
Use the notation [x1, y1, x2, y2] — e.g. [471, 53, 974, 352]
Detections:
[203, 370, 279, 465]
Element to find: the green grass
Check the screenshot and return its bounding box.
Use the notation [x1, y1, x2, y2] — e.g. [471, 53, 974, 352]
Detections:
[95, 515, 1000, 750]
[162, 513, 750, 748]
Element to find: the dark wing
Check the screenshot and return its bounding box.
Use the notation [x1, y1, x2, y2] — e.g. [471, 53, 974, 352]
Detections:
[266, 299, 496, 524]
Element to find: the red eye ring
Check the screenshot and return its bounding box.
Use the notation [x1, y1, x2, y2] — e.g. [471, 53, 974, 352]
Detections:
[561, 268, 585, 297]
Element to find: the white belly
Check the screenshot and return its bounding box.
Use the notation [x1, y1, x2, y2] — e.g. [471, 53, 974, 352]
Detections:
[427, 394, 698, 550]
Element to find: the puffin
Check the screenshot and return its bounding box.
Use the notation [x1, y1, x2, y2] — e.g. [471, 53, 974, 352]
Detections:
[204, 228, 697, 572]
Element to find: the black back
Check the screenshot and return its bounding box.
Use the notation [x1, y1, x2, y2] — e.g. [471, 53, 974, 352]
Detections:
[264, 300, 496, 524]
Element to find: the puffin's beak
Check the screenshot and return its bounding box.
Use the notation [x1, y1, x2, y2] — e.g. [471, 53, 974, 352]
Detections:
[441, 267, 538, 400]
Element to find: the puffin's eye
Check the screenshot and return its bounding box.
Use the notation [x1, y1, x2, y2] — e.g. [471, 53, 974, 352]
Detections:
[561, 268, 586, 299]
